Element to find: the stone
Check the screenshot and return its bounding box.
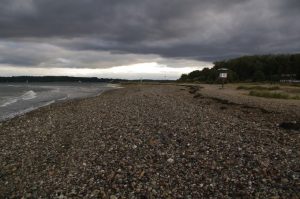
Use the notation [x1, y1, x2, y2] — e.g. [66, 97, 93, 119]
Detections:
[110, 195, 118, 199]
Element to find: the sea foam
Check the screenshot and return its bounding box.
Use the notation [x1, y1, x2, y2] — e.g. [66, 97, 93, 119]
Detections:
[0, 98, 18, 107]
[22, 90, 37, 100]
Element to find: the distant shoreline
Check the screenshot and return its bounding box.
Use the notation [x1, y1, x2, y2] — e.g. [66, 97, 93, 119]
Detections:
[0, 76, 176, 84]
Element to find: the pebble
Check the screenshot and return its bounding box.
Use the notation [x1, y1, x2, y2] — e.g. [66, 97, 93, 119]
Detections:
[0, 84, 298, 198]
[110, 195, 117, 199]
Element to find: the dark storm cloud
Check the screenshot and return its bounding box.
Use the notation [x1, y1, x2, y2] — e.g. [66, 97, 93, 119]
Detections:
[0, 0, 238, 38]
[0, 0, 299, 64]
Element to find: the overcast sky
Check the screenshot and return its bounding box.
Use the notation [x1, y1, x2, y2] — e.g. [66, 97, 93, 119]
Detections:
[0, 0, 299, 79]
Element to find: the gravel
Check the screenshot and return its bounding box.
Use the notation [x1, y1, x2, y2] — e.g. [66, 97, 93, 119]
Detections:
[0, 84, 299, 198]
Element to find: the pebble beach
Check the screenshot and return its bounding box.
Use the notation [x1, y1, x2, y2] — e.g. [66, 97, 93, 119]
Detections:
[0, 84, 299, 198]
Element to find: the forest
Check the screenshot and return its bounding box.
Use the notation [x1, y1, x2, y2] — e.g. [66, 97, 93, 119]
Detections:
[0, 76, 121, 83]
[178, 54, 300, 83]
[0, 76, 174, 83]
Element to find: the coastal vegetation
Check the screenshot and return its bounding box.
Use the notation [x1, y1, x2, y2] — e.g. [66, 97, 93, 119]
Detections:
[237, 85, 280, 91]
[179, 54, 300, 83]
[249, 90, 300, 100]
[235, 84, 300, 100]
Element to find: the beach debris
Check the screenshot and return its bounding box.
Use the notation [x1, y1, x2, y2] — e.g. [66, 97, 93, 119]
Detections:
[279, 121, 300, 131]
[188, 86, 200, 94]
[193, 93, 202, 98]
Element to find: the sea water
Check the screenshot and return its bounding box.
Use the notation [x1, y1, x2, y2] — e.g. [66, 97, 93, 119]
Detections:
[0, 82, 119, 121]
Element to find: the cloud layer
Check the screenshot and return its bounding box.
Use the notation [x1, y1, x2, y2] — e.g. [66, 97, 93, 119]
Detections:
[0, 0, 299, 78]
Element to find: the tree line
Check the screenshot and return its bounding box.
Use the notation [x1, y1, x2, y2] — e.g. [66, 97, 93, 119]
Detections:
[178, 54, 300, 83]
[0, 76, 175, 83]
[0, 76, 122, 83]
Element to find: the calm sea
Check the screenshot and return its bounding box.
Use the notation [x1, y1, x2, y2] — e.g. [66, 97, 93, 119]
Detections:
[0, 82, 119, 121]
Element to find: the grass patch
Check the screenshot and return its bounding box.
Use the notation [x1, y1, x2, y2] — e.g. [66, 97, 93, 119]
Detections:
[283, 83, 300, 88]
[249, 90, 300, 100]
[237, 85, 280, 91]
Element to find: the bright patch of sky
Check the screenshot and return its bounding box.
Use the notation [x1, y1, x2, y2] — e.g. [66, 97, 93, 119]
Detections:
[0, 62, 203, 80]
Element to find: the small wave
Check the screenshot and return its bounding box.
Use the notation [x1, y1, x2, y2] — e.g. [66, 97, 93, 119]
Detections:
[22, 90, 37, 100]
[57, 96, 69, 101]
[7, 84, 21, 87]
[0, 100, 56, 122]
[43, 100, 56, 106]
[0, 98, 18, 107]
[0, 90, 37, 107]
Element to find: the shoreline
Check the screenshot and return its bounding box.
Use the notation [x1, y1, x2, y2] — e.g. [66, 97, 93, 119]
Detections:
[0, 84, 122, 123]
[0, 84, 299, 198]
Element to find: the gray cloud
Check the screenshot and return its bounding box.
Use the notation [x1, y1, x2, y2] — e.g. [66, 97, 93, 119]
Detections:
[0, 39, 210, 71]
[0, 0, 299, 69]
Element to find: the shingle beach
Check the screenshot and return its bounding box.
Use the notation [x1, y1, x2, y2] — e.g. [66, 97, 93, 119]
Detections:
[0, 84, 299, 198]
